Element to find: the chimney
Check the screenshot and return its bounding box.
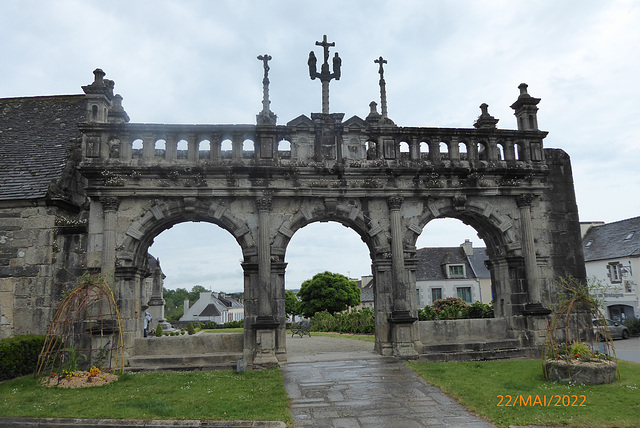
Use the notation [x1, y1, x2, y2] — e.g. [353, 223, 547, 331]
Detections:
[461, 239, 473, 256]
[184, 299, 190, 315]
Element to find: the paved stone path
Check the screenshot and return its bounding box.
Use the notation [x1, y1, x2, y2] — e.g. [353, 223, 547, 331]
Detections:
[282, 335, 495, 427]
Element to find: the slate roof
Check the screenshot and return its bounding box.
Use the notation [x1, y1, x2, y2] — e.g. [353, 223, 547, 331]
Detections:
[582, 216, 640, 261]
[199, 303, 222, 317]
[0, 95, 86, 201]
[416, 246, 489, 281]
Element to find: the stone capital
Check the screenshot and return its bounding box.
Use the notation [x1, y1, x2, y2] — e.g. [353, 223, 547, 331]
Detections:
[256, 195, 272, 212]
[516, 193, 535, 208]
[387, 196, 404, 210]
[100, 196, 121, 211]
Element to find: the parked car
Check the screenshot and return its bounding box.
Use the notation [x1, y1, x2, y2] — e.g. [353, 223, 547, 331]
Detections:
[593, 318, 630, 340]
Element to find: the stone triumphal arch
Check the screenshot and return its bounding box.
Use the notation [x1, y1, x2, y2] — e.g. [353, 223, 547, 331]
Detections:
[77, 39, 585, 367]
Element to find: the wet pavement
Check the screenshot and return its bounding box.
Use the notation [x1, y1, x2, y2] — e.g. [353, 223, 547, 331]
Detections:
[614, 336, 640, 363]
[282, 335, 495, 427]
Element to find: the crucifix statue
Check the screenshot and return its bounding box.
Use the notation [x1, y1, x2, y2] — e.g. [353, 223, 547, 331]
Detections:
[308, 35, 341, 114]
[374, 56, 389, 119]
[256, 54, 276, 125]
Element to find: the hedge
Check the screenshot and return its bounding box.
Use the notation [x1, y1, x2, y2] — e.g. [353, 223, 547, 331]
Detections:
[0, 334, 46, 381]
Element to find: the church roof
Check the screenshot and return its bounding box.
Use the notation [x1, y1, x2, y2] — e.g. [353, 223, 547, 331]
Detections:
[0, 95, 86, 201]
[582, 216, 640, 261]
[199, 303, 222, 317]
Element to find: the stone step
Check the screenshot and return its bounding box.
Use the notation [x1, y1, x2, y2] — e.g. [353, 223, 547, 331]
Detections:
[126, 352, 244, 372]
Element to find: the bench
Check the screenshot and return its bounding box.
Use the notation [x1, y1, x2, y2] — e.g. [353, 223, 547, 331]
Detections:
[291, 320, 311, 337]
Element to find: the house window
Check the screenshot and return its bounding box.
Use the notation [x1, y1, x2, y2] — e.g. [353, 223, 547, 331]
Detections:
[608, 263, 622, 283]
[448, 264, 465, 278]
[431, 288, 442, 303]
[457, 287, 472, 304]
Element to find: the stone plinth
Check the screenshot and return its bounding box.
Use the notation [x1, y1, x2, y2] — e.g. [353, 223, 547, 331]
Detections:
[544, 359, 617, 384]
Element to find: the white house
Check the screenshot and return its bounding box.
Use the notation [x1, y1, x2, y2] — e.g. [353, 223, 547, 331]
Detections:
[582, 217, 640, 321]
[181, 291, 244, 324]
[415, 240, 492, 307]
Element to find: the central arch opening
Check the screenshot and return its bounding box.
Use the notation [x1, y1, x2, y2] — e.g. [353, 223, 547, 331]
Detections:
[284, 221, 374, 356]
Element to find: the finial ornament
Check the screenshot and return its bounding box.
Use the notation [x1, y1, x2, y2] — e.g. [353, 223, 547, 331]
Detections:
[308, 35, 341, 114]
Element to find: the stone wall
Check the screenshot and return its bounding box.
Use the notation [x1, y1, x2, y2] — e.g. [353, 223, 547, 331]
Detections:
[0, 202, 86, 339]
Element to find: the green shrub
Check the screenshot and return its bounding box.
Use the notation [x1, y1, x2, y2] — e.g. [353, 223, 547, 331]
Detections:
[222, 320, 244, 329]
[437, 305, 465, 320]
[418, 305, 437, 321]
[623, 317, 640, 335]
[463, 301, 494, 319]
[310, 309, 374, 334]
[0, 334, 46, 381]
[203, 321, 217, 329]
[154, 324, 164, 337]
[192, 321, 203, 330]
[187, 322, 196, 335]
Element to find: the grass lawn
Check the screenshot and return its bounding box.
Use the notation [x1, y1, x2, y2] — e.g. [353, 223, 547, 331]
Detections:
[201, 327, 244, 333]
[285, 330, 375, 342]
[407, 359, 640, 428]
[0, 369, 291, 424]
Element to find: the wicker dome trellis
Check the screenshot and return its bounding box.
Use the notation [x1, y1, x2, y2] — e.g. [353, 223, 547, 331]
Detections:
[542, 277, 619, 383]
[36, 273, 124, 376]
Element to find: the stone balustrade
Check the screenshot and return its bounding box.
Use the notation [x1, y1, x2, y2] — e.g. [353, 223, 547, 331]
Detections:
[79, 121, 547, 170]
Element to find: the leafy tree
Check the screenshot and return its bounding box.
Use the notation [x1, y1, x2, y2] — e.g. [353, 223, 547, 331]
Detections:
[285, 290, 300, 321]
[297, 271, 360, 318]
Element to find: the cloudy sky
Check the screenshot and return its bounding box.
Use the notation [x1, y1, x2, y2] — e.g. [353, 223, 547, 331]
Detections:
[2, 1, 638, 292]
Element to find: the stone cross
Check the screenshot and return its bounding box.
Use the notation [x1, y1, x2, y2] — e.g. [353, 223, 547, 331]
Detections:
[308, 35, 341, 114]
[256, 54, 276, 125]
[375, 56, 389, 119]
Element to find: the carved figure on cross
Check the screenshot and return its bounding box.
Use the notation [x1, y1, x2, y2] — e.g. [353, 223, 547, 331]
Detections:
[308, 35, 341, 114]
[308, 35, 341, 82]
[375, 56, 387, 81]
[257, 54, 272, 80]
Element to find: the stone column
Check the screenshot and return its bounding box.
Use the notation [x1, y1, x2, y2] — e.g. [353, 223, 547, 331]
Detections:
[386, 197, 419, 357]
[252, 194, 279, 367]
[100, 196, 120, 279]
[517, 194, 550, 315]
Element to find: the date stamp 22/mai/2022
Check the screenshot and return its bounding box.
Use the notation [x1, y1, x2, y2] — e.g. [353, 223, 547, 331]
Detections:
[497, 395, 587, 407]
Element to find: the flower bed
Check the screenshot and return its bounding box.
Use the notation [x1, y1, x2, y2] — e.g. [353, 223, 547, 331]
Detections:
[41, 367, 118, 388]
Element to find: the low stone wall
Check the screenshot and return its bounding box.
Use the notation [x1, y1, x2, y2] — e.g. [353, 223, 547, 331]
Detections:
[419, 318, 513, 344]
[133, 332, 243, 356]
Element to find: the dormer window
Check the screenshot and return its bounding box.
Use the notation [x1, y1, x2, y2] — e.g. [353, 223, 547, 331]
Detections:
[624, 232, 635, 240]
[447, 264, 465, 278]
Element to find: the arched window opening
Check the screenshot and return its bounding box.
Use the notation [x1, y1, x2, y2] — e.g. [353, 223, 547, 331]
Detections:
[497, 143, 505, 161]
[278, 139, 291, 159]
[199, 140, 211, 159]
[528, 114, 535, 129]
[132, 139, 143, 157]
[416, 218, 491, 307]
[243, 139, 255, 158]
[439, 142, 449, 160]
[91, 105, 99, 121]
[399, 141, 410, 160]
[148, 222, 244, 324]
[177, 139, 188, 159]
[514, 143, 522, 161]
[419, 141, 429, 160]
[155, 139, 166, 158]
[221, 139, 232, 159]
[458, 142, 468, 161]
[477, 142, 488, 161]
